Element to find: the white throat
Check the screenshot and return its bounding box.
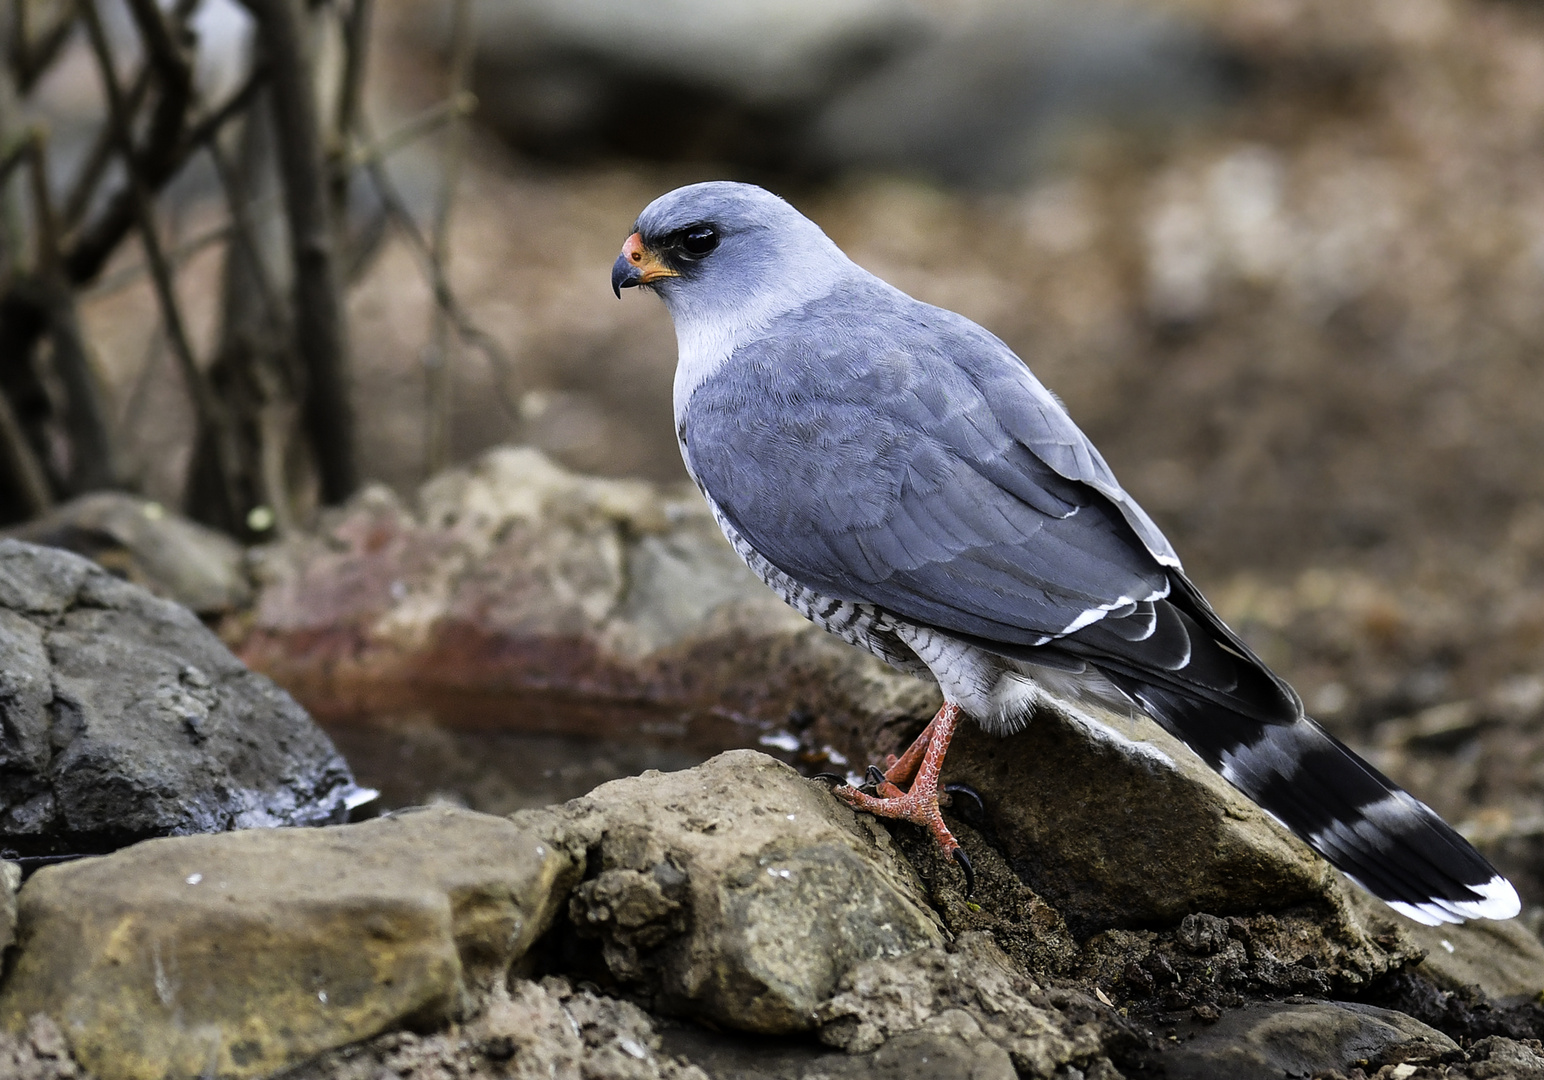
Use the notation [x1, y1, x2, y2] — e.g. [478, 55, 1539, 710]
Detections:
[669, 288, 802, 421]
[666, 243, 859, 422]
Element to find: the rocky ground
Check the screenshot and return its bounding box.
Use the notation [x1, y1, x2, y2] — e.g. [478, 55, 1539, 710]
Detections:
[6, 0, 1544, 1075]
[2, 454, 1544, 1078]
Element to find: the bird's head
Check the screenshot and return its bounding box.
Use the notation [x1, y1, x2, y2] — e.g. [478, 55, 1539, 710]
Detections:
[611, 182, 854, 327]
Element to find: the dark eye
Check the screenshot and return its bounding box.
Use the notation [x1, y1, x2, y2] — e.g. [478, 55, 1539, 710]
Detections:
[681, 226, 719, 256]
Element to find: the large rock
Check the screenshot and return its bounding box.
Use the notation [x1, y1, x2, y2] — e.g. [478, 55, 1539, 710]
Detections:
[462, 0, 1229, 185]
[0, 805, 577, 1080]
[0, 860, 17, 956]
[0, 541, 367, 861]
[234, 448, 936, 755]
[1402, 913, 1544, 1003]
[1135, 999, 1459, 1080]
[942, 700, 1335, 932]
[523, 749, 945, 1034]
[4, 492, 250, 615]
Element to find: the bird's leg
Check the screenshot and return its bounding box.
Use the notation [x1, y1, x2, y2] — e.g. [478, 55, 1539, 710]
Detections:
[833, 702, 973, 891]
[875, 712, 941, 796]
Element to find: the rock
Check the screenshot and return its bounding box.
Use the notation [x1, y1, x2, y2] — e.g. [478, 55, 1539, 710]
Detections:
[5, 492, 250, 615]
[0, 860, 17, 955]
[0, 1014, 81, 1080]
[0, 540, 368, 861]
[1401, 913, 1544, 1002]
[1135, 999, 1459, 1080]
[1465, 1035, 1544, 1079]
[465, 0, 926, 169]
[940, 699, 1343, 933]
[808, 1, 1230, 187]
[240, 446, 1418, 959]
[291, 976, 711, 1080]
[462, 0, 1229, 186]
[0, 805, 577, 1080]
[1072, 894, 1420, 1010]
[815, 932, 1106, 1078]
[664, 1019, 1028, 1080]
[233, 448, 936, 759]
[523, 749, 945, 1034]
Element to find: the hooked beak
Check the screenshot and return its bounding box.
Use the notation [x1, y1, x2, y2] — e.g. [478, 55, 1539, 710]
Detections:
[611, 232, 679, 298]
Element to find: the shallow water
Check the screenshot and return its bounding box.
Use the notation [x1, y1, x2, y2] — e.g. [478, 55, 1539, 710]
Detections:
[318, 702, 814, 816]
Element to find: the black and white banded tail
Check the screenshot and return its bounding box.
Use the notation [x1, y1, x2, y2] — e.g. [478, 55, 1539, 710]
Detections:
[1078, 577, 1518, 926]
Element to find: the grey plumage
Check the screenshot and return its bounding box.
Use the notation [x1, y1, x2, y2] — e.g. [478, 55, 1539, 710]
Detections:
[613, 181, 1519, 926]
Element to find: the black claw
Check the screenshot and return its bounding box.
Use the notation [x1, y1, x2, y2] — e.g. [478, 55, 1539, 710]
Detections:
[942, 782, 985, 817]
[951, 846, 975, 897]
[810, 772, 848, 786]
[866, 765, 887, 787]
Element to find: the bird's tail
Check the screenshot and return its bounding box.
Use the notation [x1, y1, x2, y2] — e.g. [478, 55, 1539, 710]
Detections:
[1106, 674, 1519, 925]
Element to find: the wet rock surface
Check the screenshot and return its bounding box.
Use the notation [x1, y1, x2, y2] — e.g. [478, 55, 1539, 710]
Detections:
[0, 540, 366, 862]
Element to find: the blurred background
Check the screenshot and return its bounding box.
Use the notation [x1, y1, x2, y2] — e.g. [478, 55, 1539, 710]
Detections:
[5, 0, 1544, 893]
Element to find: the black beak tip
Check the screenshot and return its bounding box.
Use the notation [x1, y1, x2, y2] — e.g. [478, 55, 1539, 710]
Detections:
[611, 253, 641, 299]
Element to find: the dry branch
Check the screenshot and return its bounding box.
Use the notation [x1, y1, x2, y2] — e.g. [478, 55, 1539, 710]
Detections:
[242, 0, 356, 505]
[424, 0, 474, 475]
[80, 0, 247, 525]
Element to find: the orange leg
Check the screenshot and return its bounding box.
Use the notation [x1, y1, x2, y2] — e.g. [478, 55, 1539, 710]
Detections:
[832, 701, 974, 893]
[875, 711, 939, 795]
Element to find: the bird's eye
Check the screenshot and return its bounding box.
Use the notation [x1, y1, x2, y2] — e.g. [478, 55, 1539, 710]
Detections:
[681, 226, 719, 256]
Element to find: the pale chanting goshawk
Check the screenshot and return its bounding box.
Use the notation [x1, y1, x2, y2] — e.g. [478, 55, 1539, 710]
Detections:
[611, 181, 1519, 926]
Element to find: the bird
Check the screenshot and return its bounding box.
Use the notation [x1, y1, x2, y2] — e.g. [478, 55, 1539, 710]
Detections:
[610, 180, 1520, 926]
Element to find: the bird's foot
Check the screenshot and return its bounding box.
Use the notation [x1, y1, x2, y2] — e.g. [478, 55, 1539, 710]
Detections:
[832, 781, 965, 866]
[831, 702, 973, 894]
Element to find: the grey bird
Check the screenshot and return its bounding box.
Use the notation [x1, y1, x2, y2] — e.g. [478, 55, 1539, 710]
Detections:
[611, 181, 1519, 925]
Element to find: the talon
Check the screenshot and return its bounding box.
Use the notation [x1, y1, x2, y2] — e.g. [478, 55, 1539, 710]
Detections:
[810, 772, 848, 786]
[866, 764, 886, 787]
[942, 782, 985, 817]
[951, 846, 975, 897]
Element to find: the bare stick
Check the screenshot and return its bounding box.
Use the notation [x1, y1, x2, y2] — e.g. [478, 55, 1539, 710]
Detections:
[25, 133, 122, 492]
[61, 68, 154, 233]
[64, 0, 196, 285]
[80, 0, 246, 524]
[242, 0, 356, 504]
[424, 0, 473, 475]
[357, 116, 522, 423]
[82, 88, 454, 301]
[11, 0, 76, 94]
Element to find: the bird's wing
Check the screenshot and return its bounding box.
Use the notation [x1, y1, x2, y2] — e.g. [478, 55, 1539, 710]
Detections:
[684, 287, 1173, 646]
[685, 285, 1516, 922]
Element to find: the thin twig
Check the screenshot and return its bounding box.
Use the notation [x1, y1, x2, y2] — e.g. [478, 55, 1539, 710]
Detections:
[347, 92, 476, 169]
[26, 131, 121, 492]
[61, 67, 154, 232]
[80, 0, 246, 524]
[424, 0, 474, 475]
[64, 0, 198, 285]
[11, 0, 76, 95]
[358, 121, 522, 423]
[80, 90, 458, 301]
[330, 0, 372, 199]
